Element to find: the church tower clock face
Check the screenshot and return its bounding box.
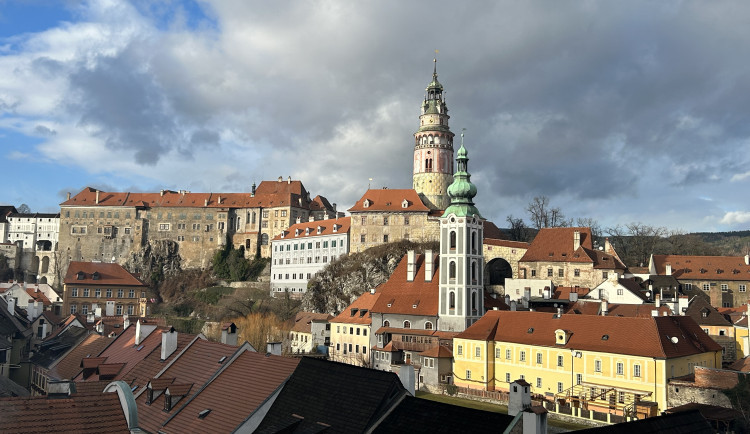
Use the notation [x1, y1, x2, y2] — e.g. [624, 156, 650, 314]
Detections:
[412, 58, 455, 211]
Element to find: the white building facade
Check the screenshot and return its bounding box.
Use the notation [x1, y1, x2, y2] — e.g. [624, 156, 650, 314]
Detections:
[270, 217, 350, 299]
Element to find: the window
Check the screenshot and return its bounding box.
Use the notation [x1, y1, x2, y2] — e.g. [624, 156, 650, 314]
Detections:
[531, 269, 536, 277]
[618, 391, 625, 403]
[558, 269, 564, 277]
[574, 268, 580, 277]
[595, 360, 602, 372]
[740, 284, 746, 292]
[158, 223, 170, 231]
[81, 304, 88, 314]
[536, 353, 542, 364]
[383, 235, 389, 242]
[558, 382, 564, 393]
[95, 289, 101, 298]
[536, 378, 542, 388]
[71, 288, 78, 297]
[506, 349, 511, 360]
[425, 321, 433, 330]
[127, 305, 134, 315]
[466, 370, 471, 380]
[116, 305, 123, 315]
[457, 345, 463, 355]
[404, 216, 409, 225]
[476, 347, 481, 357]
[360, 234, 366, 243]
[721, 284, 728, 292]
[703, 284, 710, 291]
[383, 217, 388, 226]
[577, 374, 582, 385]
[616, 362, 624, 375]
[602, 271, 608, 279]
[129, 289, 135, 298]
[520, 351, 526, 362]
[117, 289, 124, 298]
[547, 268, 553, 277]
[70, 304, 77, 314]
[617, 288, 624, 296]
[505, 373, 511, 382]
[106, 289, 112, 298]
[634, 364, 641, 377]
[83, 288, 90, 297]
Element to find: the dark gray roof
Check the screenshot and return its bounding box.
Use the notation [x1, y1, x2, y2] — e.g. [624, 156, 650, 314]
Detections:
[576, 410, 713, 433]
[372, 395, 516, 433]
[254, 357, 408, 434]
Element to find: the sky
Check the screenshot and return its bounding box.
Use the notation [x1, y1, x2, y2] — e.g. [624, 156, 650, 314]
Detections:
[1, 0, 749, 233]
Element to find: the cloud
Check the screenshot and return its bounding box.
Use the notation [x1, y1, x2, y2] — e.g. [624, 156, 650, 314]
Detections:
[2, 1, 750, 232]
[720, 211, 750, 226]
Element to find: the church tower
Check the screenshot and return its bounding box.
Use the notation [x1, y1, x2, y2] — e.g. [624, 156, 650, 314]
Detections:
[413, 59, 455, 211]
[438, 134, 484, 332]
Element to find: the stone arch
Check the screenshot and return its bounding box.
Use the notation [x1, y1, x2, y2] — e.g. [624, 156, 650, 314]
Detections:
[485, 257, 513, 287]
[30, 256, 40, 274]
[39, 276, 47, 284]
[41, 256, 50, 273]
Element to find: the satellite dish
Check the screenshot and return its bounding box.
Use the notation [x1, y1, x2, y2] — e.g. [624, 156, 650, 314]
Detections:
[645, 291, 651, 297]
[670, 336, 679, 344]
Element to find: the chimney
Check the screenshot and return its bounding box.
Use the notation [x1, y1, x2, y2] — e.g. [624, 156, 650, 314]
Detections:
[424, 250, 433, 282]
[524, 288, 531, 301]
[604, 238, 613, 253]
[278, 176, 283, 182]
[504, 294, 511, 306]
[204, 199, 208, 206]
[95, 307, 102, 318]
[370, 288, 376, 295]
[569, 292, 579, 302]
[95, 190, 100, 204]
[406, 250, 416, 282]
[267, 341, 282, 356]
[7, 296, 15, 313]
[287, 176, 291, 184]
[135, 319, 157, 345]
[221, 323, 238, 346]
[510, 300, 517, 311]
[557, 307, 563, 316]
[651, 310, 659, 317]
[655, 293, 661, 308]
[308, 215, 314, 222]
[296, 217, 301, 224]
[67, 192, 71, 200]
[678, 296, 689, 315]
[86, 313, 95, 323]
[161, 327, 178, 360]
[251, 182, 256, 196]
[573, 231, 581, 251]
[543, 287, 551, 300]
[160, 190, 165, 197]
[123, 314, 130, 330]
[745, 255, 749, 266]
[665, 264, 672, 276]
[601, 299, 608, 316]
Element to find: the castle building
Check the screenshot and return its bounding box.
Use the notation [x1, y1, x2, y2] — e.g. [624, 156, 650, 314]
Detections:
[62, 261, 148, 317]
[5, 213, 59, 285]
[57, 178, 337, 270]
[270, 216, 351, 299]
[413, 59, 455, 211]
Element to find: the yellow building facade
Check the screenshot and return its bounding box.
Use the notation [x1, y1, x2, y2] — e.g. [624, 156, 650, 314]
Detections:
[453, 311, 722, 415]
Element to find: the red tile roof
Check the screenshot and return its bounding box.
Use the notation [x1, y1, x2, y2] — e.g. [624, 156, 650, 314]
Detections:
[273, 216, 351, 241]
[456, 311, 721, 358]
[370, 253, 439, 317]
[553, 286, 592, 299]
[48, 334, 112, 380]
[331, 291, 381, 325]
[348, 189, 430, 213]
[419, 346, 453, 358]
[160, 349, 300, 433]
[135, 339, 238, 433]
[652, 255, 750, 281]
[60, 181, 333, 212]
[520, 227, 626, 270]
[484, 239, 530, 249]
[565, 301, 673, 318]
[290, 312, 333, 333]
[25, 287, 51, 305]
[0, 392, 129, 433]
[64, 262, 146, 286]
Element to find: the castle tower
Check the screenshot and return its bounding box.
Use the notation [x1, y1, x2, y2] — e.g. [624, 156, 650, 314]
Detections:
[413, 59, 454, 211]
[438, 134, 484, 332]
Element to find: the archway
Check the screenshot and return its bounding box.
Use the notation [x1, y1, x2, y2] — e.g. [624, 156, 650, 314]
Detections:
[41, 256, 50, 273]
[485, 258, 513, 287]
[30, 256, 40, 274]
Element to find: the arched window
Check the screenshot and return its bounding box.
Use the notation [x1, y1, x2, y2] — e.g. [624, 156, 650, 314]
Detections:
[261, 233, 269, 245]
[471, 291, 477, 314]
[471, 261, 477, 283]
[450, 231, 457, 250]
[403, 320, 411, 329]
[449, 261, 456, 280]
[383, 320, 390, 327]
[425, 158, 433, 172]
[471, 231, 477, 254]
[449, 292, 456, 310]
[425, 321, 433, 330]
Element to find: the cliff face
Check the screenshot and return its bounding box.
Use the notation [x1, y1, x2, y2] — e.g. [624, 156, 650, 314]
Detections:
[301, 240, 438, 314]
[125, 239, 182, 285]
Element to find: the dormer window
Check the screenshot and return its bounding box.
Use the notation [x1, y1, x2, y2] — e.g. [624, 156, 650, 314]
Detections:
[333, 224, 338, 233]
[295, 229, 300, 237]
[363, 199, 371, 208]
[92, 272, 100, 280]
[305, 228, 311, 235]
[317, 226, 322, 234]
[555, 329, 570, 345]
[77, 271, 85, 280]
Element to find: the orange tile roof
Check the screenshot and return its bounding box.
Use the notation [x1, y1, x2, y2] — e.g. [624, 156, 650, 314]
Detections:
[290, 312, 333, 333]
[25, 287, 51, 305]
[456, 311, 721, 358]
[64, 262, 146, 287]
[419, 346, 453, 358]
[273, 216, 351, 241]
[331, 291, 381, 325]
[565, 301, 673, 318]
[348, 189, 430, 213]
[76, 324, 164, 381]
[553, 286, 592, 299]
[370, 253, 439, 317]
[520, 227, 626, 269]
[0, 392, 129, 433]
[60, 181, 331, 211]
[652, 255, 750, 281]
[160, 349, 300, 433]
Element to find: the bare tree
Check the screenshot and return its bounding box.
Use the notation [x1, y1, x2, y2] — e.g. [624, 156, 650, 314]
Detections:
[17, 203, 31, 214]
[526, 196, 572, 230]
[605, 223, 668, 267]
[506, 215, 530, 242]
[576, 217, 602, 241]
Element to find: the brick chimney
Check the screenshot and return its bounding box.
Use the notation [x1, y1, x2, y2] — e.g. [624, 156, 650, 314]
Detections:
[424, 250, 433, 282]
[161, 327, 178, 360]
[406, 251, 416, 282]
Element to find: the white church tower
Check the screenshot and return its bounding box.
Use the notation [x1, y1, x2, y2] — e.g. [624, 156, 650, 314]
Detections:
[438, 133, 484, 332]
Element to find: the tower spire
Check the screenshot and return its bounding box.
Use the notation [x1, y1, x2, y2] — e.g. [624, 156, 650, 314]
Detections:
[443, 129, 482, 218]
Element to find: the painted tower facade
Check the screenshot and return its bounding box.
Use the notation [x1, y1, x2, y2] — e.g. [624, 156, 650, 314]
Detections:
[413, 59, 454, 211]
[438, 136, 484, 332]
